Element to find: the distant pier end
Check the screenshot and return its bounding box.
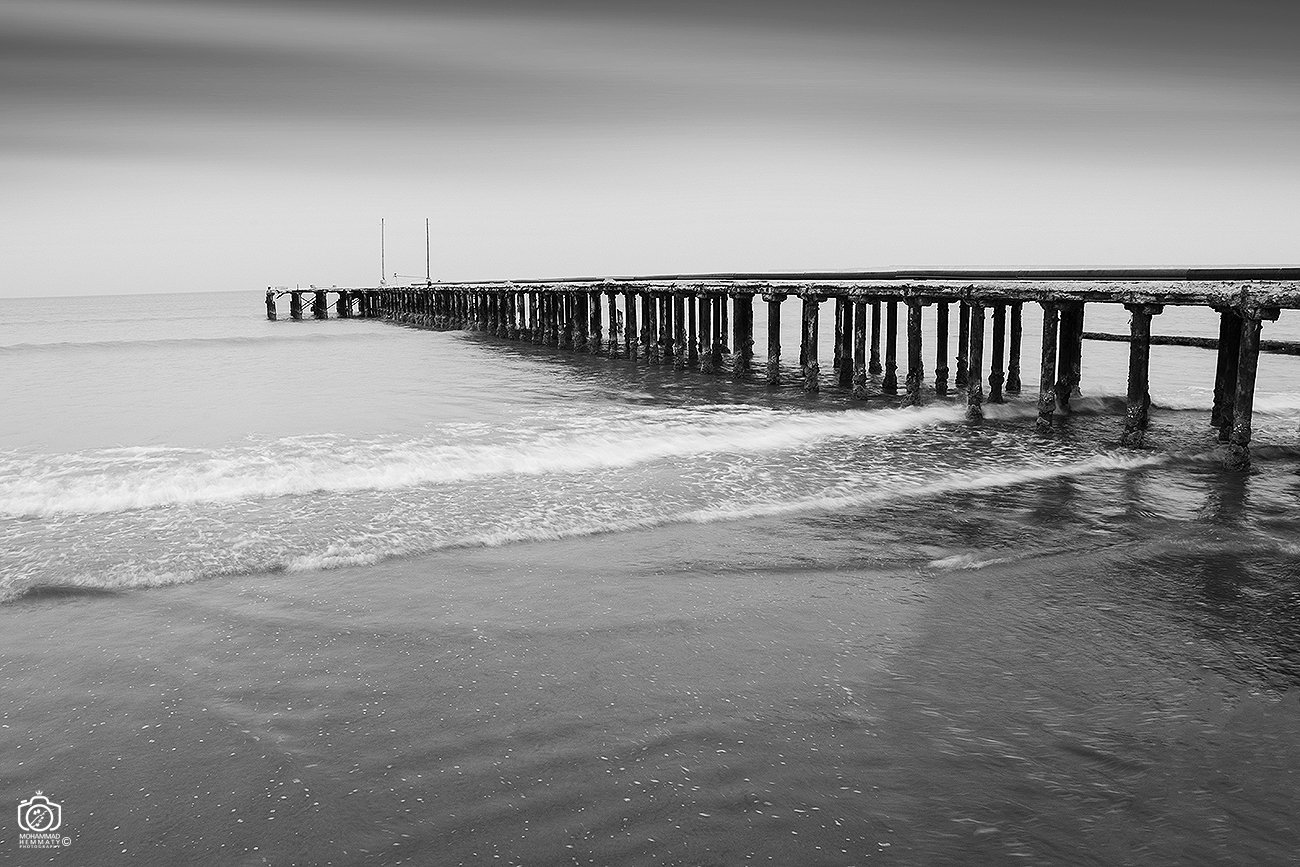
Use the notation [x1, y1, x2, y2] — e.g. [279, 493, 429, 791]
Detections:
[263, 269, 1300, 469]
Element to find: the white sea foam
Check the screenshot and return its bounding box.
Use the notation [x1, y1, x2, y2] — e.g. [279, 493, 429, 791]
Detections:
[0, 404, 1001, 517]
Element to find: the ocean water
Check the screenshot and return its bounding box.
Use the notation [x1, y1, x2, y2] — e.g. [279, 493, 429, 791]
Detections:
[1, 290, 1298, 865]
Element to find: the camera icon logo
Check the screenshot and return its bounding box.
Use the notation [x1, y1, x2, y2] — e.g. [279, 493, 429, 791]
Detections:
[17, 792, 62, 833]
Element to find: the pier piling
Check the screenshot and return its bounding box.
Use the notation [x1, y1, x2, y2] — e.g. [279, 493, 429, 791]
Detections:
[1037, 302, 1059, 430]
[764, 293, 784, 385]
[966, 302, 986, 420]
[801, 296, 821, 392]
[1120, 304, 1162, 447]
[955, 302, 970, 387]
[988, 303, 1006, 403]
[934, 301, 949, 397]
[852, 300, 868, 399]
[1007, 302, 1023, 393]
[883, 301, 899, 395]
[905, 299, 924, 406]
[869, 300, 883, 375]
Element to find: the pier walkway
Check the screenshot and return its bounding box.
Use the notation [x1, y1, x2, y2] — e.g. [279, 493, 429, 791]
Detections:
[265, 269, 1300, 469]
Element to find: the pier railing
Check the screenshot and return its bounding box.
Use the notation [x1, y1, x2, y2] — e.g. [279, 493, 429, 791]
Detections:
[264, 270, 1300, 469]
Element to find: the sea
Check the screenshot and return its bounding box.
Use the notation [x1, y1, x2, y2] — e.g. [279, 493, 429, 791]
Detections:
[1, 290, 1298, 866]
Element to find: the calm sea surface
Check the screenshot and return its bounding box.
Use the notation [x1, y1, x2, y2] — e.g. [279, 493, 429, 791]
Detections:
[1, 291, 1298, 865]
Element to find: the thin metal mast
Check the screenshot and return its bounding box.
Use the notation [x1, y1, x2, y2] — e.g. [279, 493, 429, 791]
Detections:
[425, 218, 431, 284]
[380, 218, 386, 286]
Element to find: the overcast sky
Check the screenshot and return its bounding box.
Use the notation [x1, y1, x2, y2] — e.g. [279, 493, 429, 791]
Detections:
[2, 0, 1298, 296]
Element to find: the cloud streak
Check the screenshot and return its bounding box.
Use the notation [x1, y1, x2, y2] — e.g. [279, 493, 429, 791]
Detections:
[1, 0, 1297, 294]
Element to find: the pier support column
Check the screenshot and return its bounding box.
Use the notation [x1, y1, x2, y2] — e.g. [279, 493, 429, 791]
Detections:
[852, 299, 868, 399]
[833, 297, 846, 383]
[988, 303, 1006, 403]
[624, 291, 639, 360]
[1120, 304, 1163, 447]
[955, 302, 970, 387]
[801, 295, 821, 392]
[904, 299, 924, 405]
[687, 293, 699, 366]
[558, 293, 572, 349]
[606, 291, 620, 357]
[868, 300, 883, 375]
[1007, 302, 1023, 393]
[1036, 302, 1059, 430]
[314, 290, 328, 320]
[763, 293, 785, 385]
[719, 295, 730, 355]
[734, 293, 754, 378]
[574, 292, 589, 351]
[1055, 302, 1085, 412]
[883, 301, 899, 395]
[966, 302, 986, 420]
[699, 293, 714, 373]
[587, 291, 601, 353]
[640, 293, 655, 362]
[838, 298, 855, 388]
[674, 293, 688, 369]
[265, 290, 277, 321]
[1224, 309, 1277, 469]
[290, 291, 303, 321]
[1211, 308, 1240, 434]
[934, 301, 949, 397]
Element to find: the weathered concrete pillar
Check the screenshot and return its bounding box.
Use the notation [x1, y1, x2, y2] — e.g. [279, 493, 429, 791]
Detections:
[1120, 303, 1162, 447]
[265, 289, 277, 321]
[699, 292, 714, 373]
[1211, 307, 1240, 433]
[966, 302, 985, 420]
[290, 290, 303, 320]
[314, 290, 329, 320]
[852, 299, 868, 399]
[832, 297, 846, 380]
[606, 290, 620, 357]
[838, 298, 854, 388]
[674, 293, 688, 368]
[624, 291, 639, 360]
[574, 291, 589, 351]
[734, 293, 754, 377]
[719, 295, 730, 354]
[687, 293, 699, 366]
[763, 293, 785, 385]
[640, 292, 656, 361]
[801, 295, 821, 392]
[587, 291, 601, 352]
[661, 294, 675, 364]
[955, 301, 970, 387]
[869, 300, 883, 374]
[905, 299, 924, 406]
[934, 301, 949, 397]
[1006, 302, 1023, 393]
[1225, 309, 1276, 469]
[1055, 302, 1085, 412]
[883, 301, 899, 394]
[1036, 302, 1059, 430]
[988, 303, 1006, 403]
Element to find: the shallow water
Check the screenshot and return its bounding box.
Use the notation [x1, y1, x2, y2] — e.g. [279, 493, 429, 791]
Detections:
[1, 292, 1298, 864]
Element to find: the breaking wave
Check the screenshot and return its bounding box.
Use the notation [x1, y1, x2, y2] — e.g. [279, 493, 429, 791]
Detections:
[0, 404, 1023, 517]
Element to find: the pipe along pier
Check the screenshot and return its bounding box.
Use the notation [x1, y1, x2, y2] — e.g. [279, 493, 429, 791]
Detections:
[265, 270, 1300, 469]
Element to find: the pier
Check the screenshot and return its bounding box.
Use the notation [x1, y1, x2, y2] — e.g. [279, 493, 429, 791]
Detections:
[264, 270, 1300, 469]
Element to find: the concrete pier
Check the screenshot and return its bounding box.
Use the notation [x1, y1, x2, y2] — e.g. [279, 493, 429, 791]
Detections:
[264, 269, 1300, 468]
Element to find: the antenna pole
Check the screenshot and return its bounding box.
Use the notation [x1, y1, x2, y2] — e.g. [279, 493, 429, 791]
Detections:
[425, 218, 431, 284]
[380, 218, 386, 285]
